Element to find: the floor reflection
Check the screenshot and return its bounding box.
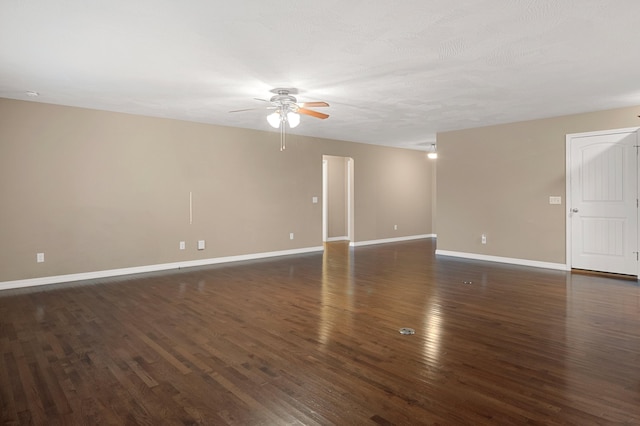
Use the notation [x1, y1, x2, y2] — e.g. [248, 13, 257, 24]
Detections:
[319, 241, 354, 345]
[422, 298, 442, 364]
[564, 273, 640, 408]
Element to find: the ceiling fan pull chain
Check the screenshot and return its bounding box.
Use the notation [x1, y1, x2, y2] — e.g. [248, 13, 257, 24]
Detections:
[280, 122, 285, 151]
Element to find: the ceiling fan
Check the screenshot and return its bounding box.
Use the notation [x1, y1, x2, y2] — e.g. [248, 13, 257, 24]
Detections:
[230, 88, 329, 151]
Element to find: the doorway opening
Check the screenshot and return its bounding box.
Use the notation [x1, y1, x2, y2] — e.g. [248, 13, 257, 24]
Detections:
[322, 155, 354, 244]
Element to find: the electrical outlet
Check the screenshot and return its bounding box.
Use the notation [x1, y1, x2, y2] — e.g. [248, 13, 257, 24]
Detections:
[36, 252, 45, 263]
[179, 241, 185, 250]
[290, 233, 294, 240]
[312, 196, 318, 204]
[197, 240, 205, 250]
[394, 224, 398, 230]
[481, 234, 487, 245]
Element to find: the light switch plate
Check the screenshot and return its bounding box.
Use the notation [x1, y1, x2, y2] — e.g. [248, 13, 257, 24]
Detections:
[549, 196, 562, 205]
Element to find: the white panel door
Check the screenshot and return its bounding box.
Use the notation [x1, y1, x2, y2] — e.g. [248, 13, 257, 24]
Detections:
[570, 131, 638, 275]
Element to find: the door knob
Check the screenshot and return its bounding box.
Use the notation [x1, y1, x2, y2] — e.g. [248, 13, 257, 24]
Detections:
[571, 208, 579, 213]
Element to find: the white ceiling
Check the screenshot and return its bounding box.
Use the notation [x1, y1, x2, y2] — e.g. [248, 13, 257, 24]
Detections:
[2, 0, 640, 150]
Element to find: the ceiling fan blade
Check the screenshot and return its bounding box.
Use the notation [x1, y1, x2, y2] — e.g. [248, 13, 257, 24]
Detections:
[254, 98, 272, 103]
[229, 108, 261, 113]
[299, 101, 329, 108]
[229, 105, 278, 113]
[298, 108, 329, 119]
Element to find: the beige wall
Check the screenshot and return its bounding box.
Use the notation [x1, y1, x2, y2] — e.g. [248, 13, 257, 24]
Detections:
[0, 98, 433, 283]
[436, 105, 640, 264]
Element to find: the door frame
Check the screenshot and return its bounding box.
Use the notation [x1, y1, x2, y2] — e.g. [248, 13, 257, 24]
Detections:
[322, 156, 354, 244]
[347, 157, 354, 244]
[322, 158, 328, 242]
[565, 127, 639, 278]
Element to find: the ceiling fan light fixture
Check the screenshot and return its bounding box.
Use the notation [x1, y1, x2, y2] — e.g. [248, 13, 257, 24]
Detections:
[267, 111, 281, 128]
[427, 143, 438, 159]
[232, 88, 329, 150]
[287, 111, 300, 128]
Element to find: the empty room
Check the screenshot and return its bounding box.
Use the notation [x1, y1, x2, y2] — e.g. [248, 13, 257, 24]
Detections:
[1, 1, 639, 424]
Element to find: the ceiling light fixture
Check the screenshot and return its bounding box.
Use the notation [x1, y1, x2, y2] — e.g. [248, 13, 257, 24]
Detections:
[427, 143, 438, 159]
[287, 111, 300, 128]
[266, 105, 301, 150]
[267, 111, 281, 128]
[267, 109, 300, 129]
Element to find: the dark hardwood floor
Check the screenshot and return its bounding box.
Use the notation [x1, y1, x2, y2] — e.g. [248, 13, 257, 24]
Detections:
[1, 239, 639, 425]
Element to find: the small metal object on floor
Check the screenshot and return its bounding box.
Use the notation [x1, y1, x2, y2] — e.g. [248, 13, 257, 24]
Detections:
[463, 281, 473, 285]
[399, 327, 415, 335]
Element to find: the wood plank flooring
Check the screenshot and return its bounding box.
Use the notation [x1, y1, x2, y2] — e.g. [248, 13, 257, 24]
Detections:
[1, 239, 639, 425]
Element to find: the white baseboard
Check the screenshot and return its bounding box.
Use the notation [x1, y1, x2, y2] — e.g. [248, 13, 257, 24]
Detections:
[351, 234, 436, 247]
[435, 249, 569, 271]
[0, 246, 324, 291]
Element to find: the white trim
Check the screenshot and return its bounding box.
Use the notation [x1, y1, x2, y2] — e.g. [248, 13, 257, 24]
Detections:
[0, 246, 324, 291]
[435, 250, 569, 271]
[326, 236, 349, 242]
[566, 127, 640, 139]
[565, 132, 573, 270]
[347, 157, 354, 242]
[351, 234, 436, 247]
[322, 159, 328, 242]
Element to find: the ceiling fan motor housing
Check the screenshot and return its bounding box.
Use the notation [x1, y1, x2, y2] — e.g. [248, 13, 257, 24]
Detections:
[270, 90, 298, 113]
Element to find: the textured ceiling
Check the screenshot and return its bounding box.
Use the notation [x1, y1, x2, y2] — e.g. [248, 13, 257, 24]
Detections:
[2, 0, 640, 150]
